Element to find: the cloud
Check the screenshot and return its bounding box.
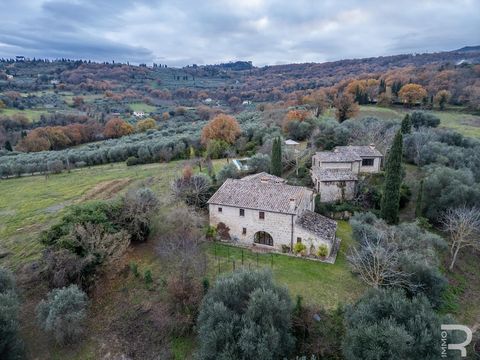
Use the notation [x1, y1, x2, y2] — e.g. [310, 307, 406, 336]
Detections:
[0, 0, 478, 66]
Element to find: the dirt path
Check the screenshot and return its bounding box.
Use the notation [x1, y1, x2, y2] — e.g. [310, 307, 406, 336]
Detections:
[78, 179, 133, 202]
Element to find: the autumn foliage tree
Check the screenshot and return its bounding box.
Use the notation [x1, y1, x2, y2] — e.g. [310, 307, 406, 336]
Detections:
[334, 93, 359, 123]
[136, 118, 157, 132]
[398, 84, 427, 106]
[200, 114, 241, 145]
[303, 89, 328, 117]
[17, 123, 99, 152]
[434, 90, 451, 110]
[103, 118, 134, 139]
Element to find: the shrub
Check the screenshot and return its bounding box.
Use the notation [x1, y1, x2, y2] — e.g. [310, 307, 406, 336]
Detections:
[293, 242, 307, 255]
[204, 225, 217, 240]
[40, 248, 97, 289]
[399, 183, 411, 209]
[171, 173, 212, 208]
[129, 262, 139, 277]
[36, 285, 88, 345]
[119, 188, 159, 242]
[166, 274, 203, 335]
[292, 300, 344, 359]
[144, 270, 153, 287]
[126, 156, 140, 166]
[196, 270, 294, 359]
[317, 244, 329, 258]
[0, 267, 16, 293]
[216, 222, 231, 240]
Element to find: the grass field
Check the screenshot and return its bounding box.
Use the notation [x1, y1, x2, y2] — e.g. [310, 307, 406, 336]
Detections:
[204, 220, 365, 309]
[0, 108, 48, 121]
[0, 158, 365, 359]
[129, 102, 157, 113]
[0, 160, 224, 268]
[356, 105, 480, 138]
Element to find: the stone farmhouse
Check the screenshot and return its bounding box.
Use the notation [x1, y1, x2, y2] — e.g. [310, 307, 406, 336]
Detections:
[207, 172, 338, 258]
[311, 145, 383, 203]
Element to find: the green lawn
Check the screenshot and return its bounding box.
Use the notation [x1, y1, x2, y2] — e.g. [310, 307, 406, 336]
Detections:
[205, 220, 365, 309]
[356, 105, 480, 138]
[0, 160, 226, 269]
[129, 102, 157, 113]
[0, 108, 48, 121]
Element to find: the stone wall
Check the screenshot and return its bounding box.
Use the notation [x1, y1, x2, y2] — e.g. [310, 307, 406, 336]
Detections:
[318, 180, 356, 203]
[209, 191, 315, 252]
[359, 157, 381, 173]
[209, 204, 296, 250]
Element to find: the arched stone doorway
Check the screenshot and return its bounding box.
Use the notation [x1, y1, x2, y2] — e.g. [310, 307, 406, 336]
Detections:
[254, 231, 273, 246]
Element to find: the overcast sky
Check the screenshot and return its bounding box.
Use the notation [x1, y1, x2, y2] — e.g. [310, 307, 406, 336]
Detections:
[0, 0, 478, 66]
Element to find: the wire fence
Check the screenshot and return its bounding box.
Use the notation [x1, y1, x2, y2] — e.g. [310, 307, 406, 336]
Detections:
[211, 243, 278, 274]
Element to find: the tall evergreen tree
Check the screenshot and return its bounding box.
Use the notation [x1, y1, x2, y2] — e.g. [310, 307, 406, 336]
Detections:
[415, 179, 424, 218]
[400, 114, 412, 134]
[381, 130, 403, 224]
[271, 137, 282, 176]
[379, 79, 386, 94]
[4, 141, 12, 152]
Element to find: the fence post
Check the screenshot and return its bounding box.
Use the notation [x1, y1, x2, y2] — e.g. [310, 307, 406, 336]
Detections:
[218, 258, 220, 274]
[271, 254, 273, 268]
[242, 250, 244, 265]
[233, 259, 235, 271]
[256, 253, 259, 267]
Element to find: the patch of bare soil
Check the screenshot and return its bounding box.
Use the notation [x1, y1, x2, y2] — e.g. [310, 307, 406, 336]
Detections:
[78, 179, 133, 202]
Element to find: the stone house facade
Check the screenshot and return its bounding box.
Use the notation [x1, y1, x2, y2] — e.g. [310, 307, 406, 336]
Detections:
[311, 145, 383, 203]
[208, 172, 337, 257]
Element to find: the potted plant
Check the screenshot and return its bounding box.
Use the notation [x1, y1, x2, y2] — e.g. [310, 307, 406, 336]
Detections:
[317, 244, 329, 259]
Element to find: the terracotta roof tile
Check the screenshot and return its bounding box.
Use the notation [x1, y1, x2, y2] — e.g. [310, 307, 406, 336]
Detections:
[296, 210, 337, 243]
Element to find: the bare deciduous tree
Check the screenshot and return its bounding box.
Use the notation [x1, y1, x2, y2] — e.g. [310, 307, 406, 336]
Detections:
[120, 188, 159, 242]
[70, 223, 131, 262]
[441, 206, 480, 270]
[171, 173, 211, 208]
[156, 207, 207, 278]
[347, 234, 412, 289]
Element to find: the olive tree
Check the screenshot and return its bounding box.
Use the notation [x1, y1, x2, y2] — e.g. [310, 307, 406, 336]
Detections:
[343, 289, 447, 360]
[196, 270, 294, 360]
[36, 285, 88, 345]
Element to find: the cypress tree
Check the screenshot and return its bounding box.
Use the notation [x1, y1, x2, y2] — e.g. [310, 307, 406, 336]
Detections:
[379, 79, 386, 94]
[415, 179, 424, 218]
[381, 130, 403, 224]
[271, 137, 282, 176]
[5, 140, 12, 151]
[400, 114, 412, 134]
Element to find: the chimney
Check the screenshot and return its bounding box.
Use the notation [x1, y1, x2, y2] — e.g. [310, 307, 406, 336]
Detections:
[260, 177, 269, 183]
[289, 198, 296, 212]
[369, 143, 375, 150]
[333, 148, 338, 153]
